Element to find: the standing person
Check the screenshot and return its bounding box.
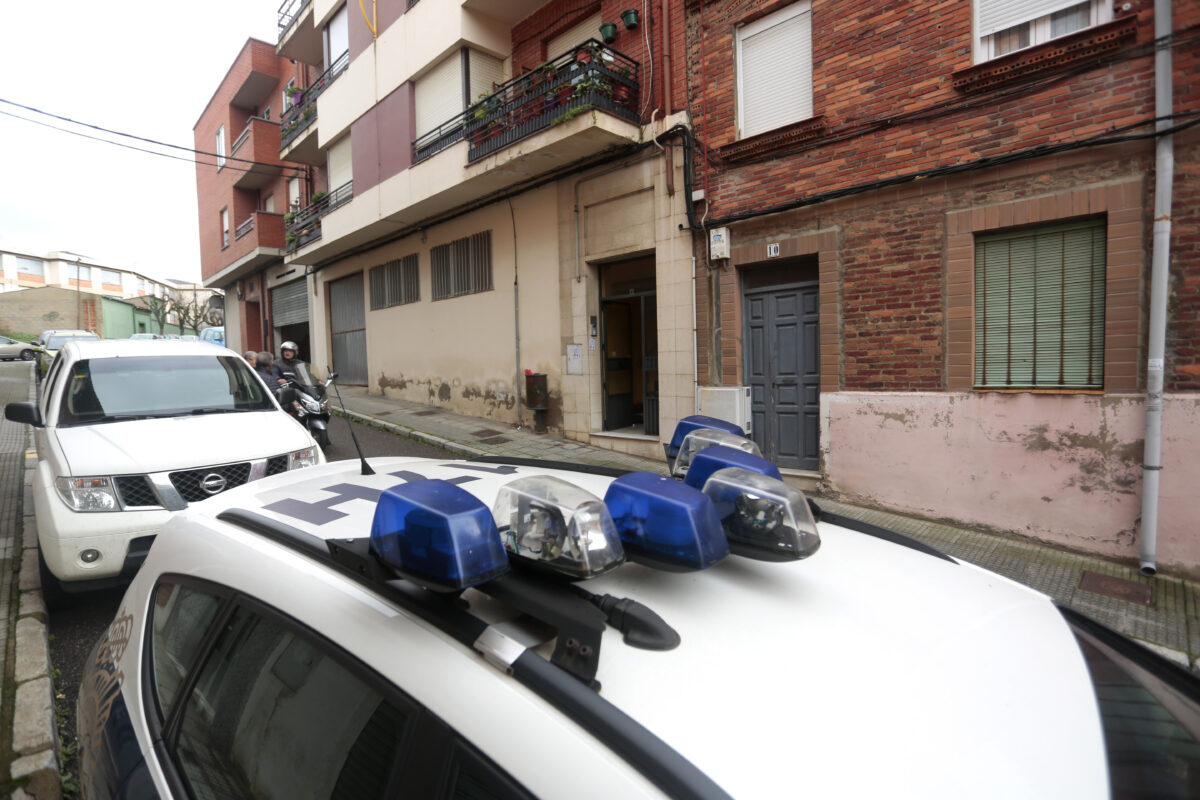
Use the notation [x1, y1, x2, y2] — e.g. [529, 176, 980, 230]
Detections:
[256, 350, 282, 387]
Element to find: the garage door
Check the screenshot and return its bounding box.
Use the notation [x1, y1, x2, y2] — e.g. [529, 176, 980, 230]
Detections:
[329, 273, 367, 385]
[271, 279, 309, 327]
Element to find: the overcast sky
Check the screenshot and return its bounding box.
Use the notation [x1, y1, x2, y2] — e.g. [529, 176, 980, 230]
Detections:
[0, 0, 281, 284]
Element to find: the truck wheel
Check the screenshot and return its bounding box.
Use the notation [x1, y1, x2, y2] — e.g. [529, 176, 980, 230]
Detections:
[37, 546, 70, 611]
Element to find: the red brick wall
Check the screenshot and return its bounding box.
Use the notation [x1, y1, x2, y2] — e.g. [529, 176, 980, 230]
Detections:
[195, 39, 313, 283]
[685, 0, 1200, 392]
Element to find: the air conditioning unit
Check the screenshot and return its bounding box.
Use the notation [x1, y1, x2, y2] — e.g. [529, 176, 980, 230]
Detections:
[697, 386, 752, 436]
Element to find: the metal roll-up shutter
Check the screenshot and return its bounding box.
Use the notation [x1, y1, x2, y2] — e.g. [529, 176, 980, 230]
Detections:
[329, 273, 367, 385]
[271, 279, 309, 326]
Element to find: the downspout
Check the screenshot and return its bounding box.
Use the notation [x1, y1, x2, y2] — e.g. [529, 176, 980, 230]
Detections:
[1139, 0, 1173, 576]
[510, 199, 523, 427]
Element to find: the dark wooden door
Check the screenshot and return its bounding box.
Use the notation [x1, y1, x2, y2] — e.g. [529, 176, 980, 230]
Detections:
[745, 281, 819, 470]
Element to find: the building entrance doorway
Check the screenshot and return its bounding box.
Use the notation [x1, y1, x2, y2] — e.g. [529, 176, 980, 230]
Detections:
[743, 259, 820, 470]
[600, 257, 658, 436]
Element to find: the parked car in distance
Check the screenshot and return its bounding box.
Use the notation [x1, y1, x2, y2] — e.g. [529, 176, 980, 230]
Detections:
[128, 333, 164, 340]
[198, 326, 225, 346]
[0, 334, 37, 361]
[33, 329, 100, 374]
[4, 339, 324, 608]
[74, 418, 1200, 799]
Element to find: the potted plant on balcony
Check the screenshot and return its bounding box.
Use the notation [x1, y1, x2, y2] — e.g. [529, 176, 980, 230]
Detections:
[284, 85, 304, 106]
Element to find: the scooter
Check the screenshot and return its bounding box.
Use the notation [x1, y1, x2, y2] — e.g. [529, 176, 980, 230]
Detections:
[277, 366, 336, 448]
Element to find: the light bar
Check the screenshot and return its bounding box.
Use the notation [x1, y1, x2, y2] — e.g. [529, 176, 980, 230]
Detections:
[701, 467, 821, 561]
[603, 472, 729, 571]
[370, 479, 509, 592]
[671, 427, 762, 479]
[664, 415, 746, 472]
[492, 476, 624, 579]
[683, 444, 782, 490]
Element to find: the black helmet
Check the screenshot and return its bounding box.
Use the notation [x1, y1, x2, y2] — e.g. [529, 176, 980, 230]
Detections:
[281, 341, 298, 356]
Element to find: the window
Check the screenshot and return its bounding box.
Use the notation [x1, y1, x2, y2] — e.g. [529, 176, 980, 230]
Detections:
[150, 583, 224, 718]
[431, 232, 492, 300]
[736, 2, 813, 139]
[323, 4, 349, 69]
[16, 256, 44, 276]
[283, 78, 295, 111]
[975, 0, 1111, 61]
[288, 178, 301, 210]
[68, 263, 91, 282]
[221, 209, 230, 248]
[370, 255, 420, 309]
[216, 125, 226, 169]
[100, 269, 121, 285]
[974, 219, 1106, 390]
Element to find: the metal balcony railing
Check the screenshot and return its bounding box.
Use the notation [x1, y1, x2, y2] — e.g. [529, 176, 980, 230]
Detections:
[284, 180, 353, 252]
[280, 50, 350, 149]
[277, 0, 309, 42]
[413, 40, 640, 165]
[235, 216, 254, 240]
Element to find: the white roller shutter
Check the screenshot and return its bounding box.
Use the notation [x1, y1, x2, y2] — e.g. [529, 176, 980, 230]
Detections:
[327, 135, 352, 191]
[976, 0, 1087, 37]
[737, 2, 812, 139]
[469, 50, 505, 98]
[546, 12, 602, 60]
[415, 52, 464, 138]
[272, 279, 309, 327]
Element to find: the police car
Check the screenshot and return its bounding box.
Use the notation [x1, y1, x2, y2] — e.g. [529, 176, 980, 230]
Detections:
[76, 418, 1200, 799]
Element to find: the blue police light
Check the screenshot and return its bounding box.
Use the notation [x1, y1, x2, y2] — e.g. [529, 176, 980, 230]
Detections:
[603, 472, 730, 571]
[701, 467, 821, 562]
[370, 479, 509, 592]
[683, 444, 782, 490]
[664, 415, 746, 472]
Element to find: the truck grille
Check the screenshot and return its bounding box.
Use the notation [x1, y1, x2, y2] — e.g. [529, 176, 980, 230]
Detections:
[115, 475, 159, 508]
[169, 463, 252, 503]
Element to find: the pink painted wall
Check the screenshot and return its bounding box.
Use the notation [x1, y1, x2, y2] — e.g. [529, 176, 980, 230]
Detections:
[822, 393, 1200, 575]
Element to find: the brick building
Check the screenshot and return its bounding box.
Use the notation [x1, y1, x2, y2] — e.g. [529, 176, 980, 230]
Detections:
[195, 38, 323, 357]
[683, 0, 1200, 572]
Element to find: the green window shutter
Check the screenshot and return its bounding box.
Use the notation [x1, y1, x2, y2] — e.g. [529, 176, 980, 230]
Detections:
[975, 219, 1105, 389]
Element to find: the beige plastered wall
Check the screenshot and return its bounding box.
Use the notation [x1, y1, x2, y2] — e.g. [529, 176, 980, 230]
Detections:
[559, 152, 696, 461]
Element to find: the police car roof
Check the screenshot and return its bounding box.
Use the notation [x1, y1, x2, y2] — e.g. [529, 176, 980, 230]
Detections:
[176, 457, 1107, 799]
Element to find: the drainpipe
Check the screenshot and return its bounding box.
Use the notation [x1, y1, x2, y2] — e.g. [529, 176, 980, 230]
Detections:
[1139, 0, 1174, 576]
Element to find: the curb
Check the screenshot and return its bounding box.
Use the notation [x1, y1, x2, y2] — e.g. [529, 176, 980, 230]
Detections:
[9, 366, 61, 800]
[336, 407, 485, 458]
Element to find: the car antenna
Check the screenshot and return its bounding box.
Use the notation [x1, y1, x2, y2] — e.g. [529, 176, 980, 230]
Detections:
[327, 366, 375, 475]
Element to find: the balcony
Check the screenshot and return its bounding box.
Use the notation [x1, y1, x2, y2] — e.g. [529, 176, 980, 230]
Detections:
[277, 0, 321, 65]
[280, 50, 349, 164]
[285, 181, 354, 253]
[231, 117, 287, 189]
[203, 211, 287, 288]
[414, 40, 640, 165]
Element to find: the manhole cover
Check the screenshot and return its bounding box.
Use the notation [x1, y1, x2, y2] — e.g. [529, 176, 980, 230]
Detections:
[413, 410, 440, 416]
[472, 428, 504, 438]
[1079, 571, 1153, 606]
[479, 436, 510, 445]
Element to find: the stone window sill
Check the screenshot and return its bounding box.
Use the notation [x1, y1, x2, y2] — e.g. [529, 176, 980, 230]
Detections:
[716, 116, 828, 162]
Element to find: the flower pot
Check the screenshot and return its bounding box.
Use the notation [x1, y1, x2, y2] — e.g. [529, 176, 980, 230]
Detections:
[575, 46, 594, 65]
[621, 9, 639, 29]
[599, 22, 617, 43]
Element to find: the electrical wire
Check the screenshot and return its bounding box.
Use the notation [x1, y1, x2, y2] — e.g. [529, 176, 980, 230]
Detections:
[0, 96, 303, 174]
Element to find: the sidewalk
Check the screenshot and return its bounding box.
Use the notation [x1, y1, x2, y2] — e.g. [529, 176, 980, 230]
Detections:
[332, 385, 1200, 669]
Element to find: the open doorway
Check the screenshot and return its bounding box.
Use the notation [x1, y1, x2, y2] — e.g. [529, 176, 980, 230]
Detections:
[600, 257, 658, 436]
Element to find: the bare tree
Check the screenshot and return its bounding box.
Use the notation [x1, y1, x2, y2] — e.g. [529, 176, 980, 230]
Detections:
[174, 292, 210, 336]
[143, 294, 175, 335]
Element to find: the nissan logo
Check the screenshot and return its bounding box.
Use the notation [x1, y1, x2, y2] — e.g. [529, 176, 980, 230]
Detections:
[200, 473, 228, 495]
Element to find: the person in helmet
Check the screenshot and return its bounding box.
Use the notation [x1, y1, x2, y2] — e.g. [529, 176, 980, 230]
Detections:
[276, 341, 302, 386]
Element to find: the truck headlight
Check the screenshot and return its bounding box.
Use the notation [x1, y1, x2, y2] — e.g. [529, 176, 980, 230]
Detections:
[288, 447, 318, 469]
[55, 476, 119, 512]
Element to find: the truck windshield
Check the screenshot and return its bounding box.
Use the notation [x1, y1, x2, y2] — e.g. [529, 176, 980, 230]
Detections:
[58, 355, 275, 425]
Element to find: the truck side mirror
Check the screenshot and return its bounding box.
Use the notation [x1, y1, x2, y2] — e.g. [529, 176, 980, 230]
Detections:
[5, 402, 43, 428]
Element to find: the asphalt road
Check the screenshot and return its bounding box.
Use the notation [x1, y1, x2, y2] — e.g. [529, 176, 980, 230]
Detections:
[48, 413, 455, 780]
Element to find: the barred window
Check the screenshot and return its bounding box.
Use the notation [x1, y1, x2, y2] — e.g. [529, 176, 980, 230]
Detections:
[369, 254, 420, 310]
[974, 218, 1106, 390]
[431, 231, 492, 301]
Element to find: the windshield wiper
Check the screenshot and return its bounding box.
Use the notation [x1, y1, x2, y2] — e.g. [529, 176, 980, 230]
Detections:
[70, 414, 162, 425]
[188, 407, 241, 416]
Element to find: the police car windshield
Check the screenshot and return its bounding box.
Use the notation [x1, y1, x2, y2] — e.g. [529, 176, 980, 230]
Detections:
[58, 355, 275, 425]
